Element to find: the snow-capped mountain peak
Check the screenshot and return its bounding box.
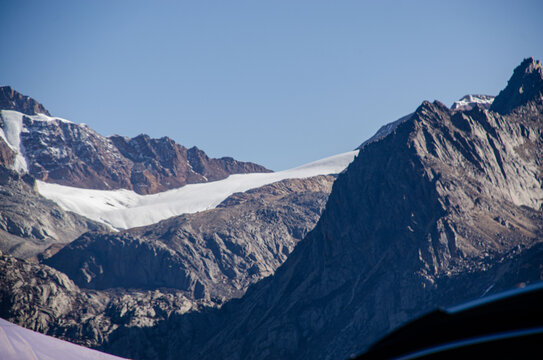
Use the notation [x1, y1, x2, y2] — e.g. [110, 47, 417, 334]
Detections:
[0, 88, 271, 194]
[451, 94, 495, 111]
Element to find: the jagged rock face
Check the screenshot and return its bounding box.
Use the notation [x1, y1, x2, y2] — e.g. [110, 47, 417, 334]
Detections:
[491, 57, 543, 114]
[45, 176, 335, 303]
[0, 88, 270, 194]
[0, 252, 207, 351]
[19, 115, 135, 190]
[99, 59, 543, 360]
[108, 135, 269, 194]
[0, 86, 50, 116]
[0, 166, 107, 259]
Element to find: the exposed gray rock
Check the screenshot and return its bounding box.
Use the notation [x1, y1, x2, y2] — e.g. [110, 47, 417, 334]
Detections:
[0, 166, 106, 259]
[0, 252, 206, 350]
[45, 176, 335, 304]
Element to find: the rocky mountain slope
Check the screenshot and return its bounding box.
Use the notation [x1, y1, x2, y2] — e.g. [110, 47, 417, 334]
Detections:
[44, 175, 335, 304]
[0, 86, 50, 116]
[99, 58, 543, 360]
[0, 85, 356, 354]
[0, 251, 208, 351]
[0, 166, 107, 259]
[0, 86, 270, 194]
[1, 175, 337, 350]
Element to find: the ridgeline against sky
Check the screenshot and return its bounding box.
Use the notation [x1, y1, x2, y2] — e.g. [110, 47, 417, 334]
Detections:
[1, 0, 542, 170]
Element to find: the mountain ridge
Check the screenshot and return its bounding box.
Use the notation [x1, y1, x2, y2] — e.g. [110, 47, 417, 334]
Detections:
[99, 57, 543, 359]
[491, 57, 543, 114]
[1, 58, 542, 360]
[0, 88, 270, 194]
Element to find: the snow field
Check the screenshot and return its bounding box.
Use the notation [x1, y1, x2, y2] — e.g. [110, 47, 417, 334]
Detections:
[37, 150, 359, 229]
[0, 318, 126, 360]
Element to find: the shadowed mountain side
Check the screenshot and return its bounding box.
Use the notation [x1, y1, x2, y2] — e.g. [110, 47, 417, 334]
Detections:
[100, 242, 543, 360]
[101, 58, 543, 360]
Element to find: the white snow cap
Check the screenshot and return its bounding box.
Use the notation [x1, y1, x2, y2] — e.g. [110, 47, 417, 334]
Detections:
[38, 150, 359, 230]
[0, 318, 127, 360]
[451, 94, 495, 111]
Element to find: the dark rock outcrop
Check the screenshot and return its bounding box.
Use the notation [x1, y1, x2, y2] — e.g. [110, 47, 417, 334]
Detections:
[0, 86, 50, 116]
[0, 137, 15, 168]
[491, 57, 543, 114]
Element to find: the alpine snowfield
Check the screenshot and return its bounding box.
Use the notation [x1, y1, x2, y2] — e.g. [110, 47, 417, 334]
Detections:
[37, 150, 359, 229]
[0, 318, 126, 360]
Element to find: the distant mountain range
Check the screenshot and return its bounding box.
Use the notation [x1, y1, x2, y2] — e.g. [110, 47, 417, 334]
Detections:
[0, 57, 542, 360]
[0, 87, 270, 195]
[0, 83, 356, 355]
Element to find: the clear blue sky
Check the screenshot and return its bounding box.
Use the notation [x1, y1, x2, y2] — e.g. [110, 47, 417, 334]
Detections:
[1, 1, 542, 170]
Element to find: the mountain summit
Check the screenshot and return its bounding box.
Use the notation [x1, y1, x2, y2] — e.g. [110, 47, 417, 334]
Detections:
[100, 58, 543, 360]
[491, 57, 543, 114]
[0, 86, 50, 116]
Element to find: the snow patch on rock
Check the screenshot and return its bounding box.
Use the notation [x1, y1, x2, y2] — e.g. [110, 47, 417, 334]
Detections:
[451, 94, 495, 111]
